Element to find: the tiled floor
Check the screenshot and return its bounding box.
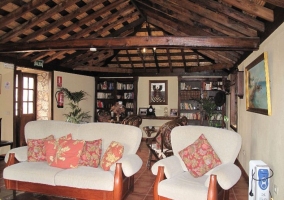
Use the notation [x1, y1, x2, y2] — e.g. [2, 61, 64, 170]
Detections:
[0, 141, 248, 200]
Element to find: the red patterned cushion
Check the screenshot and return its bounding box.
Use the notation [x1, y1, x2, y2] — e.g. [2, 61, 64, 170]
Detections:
[178, 134, 222, 177]
[45, 139, 84, 169]
[100, 141, 124, 171]
[27, 135, 55, 162]
[45, 134, 73, 164]
[79, 139, 102, 167]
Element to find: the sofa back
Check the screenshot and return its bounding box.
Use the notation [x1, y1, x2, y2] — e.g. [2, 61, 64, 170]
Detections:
[171, 125, 241, 171]
[25, 120, 142, 155]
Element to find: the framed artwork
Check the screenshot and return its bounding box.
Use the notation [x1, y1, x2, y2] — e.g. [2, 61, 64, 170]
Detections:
[139, 108, 147, 116]
[149, 80, 168, 105]
[170, 109, 178, 116]
[245, 52, 271, 115]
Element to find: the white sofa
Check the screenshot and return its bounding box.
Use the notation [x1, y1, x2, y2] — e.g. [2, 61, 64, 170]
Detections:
[151, 125, 242, 200]
[4, 120, 143, 200]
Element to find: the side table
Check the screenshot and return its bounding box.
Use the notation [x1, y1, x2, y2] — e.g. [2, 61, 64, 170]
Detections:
[0, 140, 13, 160]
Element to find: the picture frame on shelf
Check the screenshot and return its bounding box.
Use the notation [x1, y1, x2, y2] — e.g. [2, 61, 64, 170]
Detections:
[149, 80, 168, 105]
[170, 109, 178, 116]
[139, 108, 147, 116]
[245, 52, 271, 116]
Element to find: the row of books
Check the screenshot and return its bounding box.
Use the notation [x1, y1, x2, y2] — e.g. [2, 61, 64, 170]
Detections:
[180, 90, 201, 100]
[117, 82, 134, 90]
[97, 100, 112, 109]
[180, 112, 201, 120]
[180, 102, 199, 110]
[97, 92, 113, 99]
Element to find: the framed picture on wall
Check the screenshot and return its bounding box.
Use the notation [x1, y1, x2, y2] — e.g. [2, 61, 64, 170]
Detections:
[149, 80, 168, 105]
[245, 52, 271, 115]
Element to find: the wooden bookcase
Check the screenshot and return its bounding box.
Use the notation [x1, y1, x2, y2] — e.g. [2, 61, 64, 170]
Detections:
[178, 77, 226, 127]
[95, 77, 138, 121]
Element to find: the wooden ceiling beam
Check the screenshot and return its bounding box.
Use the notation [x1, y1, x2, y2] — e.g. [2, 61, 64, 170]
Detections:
[195, 0, 265, 32]
[19, 0, 106, 43]
[265, 0, 284, 8]
[39, 6, 138, 63]
[221, 0, 274, 22]
[187, 63, 232, 73]
[0, 0, 50, 30]
[165, 0, 257, 37]
[0, 36, 259, 52]
[0, 0, 79, 43]
[0, 0, 12, 8]
[73, 66, 133, 73]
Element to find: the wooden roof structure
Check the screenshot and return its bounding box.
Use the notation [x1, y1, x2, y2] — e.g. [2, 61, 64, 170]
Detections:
[0, 0, 283, 76]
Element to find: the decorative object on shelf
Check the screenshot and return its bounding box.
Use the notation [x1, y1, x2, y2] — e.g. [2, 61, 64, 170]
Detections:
[97, 110, 111, 122]
[164, 107, 168, 116]
[170, 109, 178, 116]
[110, 101, 125, 121]
[59, 88, 91, 124]
[139, 108, 147, 116]
[245, 52, 271, 115]
[149, 80, 168, 105]
[146, 105, 155, 116]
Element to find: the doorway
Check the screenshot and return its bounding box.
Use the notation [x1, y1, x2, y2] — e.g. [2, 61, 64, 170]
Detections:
[15, 68, 52, 147]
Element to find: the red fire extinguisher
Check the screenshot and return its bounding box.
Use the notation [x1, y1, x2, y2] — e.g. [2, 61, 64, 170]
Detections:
[55, 91, 64, 108]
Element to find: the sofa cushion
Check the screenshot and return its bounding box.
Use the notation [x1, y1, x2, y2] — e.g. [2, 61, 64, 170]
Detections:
[54, 166, 115, 190]
[45, 134, 73, 165]
[3, 162, 64, 186]
[27, 135, 54, 162]
[100, 141, 124, 171]
[79, 139, 102, 167]
[45, 139, 85, 169]
[178, 134, 222, 177]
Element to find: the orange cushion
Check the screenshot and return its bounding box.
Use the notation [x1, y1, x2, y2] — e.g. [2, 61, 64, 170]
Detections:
[100, 141, 124, 171]
[45, 134, 73, 164]
[79, 139, 102, 168]
[45, 139, 84, 169]
[178, 134, 222, 177]
[27, 135, 55, 162]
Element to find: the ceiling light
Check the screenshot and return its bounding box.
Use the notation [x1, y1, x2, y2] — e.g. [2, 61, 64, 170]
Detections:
[90, 47, 97, 51]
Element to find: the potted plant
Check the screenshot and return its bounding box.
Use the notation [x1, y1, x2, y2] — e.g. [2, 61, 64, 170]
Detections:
[60, 87, 91, 124]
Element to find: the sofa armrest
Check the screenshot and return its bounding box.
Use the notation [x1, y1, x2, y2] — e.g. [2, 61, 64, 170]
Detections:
[151, 156, 184, 179]
[4, 146, 28, 163]
[205, 163, 241, 190]
[110, 154, 142, 177]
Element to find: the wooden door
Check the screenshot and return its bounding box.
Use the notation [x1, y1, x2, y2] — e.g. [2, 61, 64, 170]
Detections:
[15, 71, 37, 146]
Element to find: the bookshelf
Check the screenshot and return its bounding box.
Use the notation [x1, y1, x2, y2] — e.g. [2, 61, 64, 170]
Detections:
[95, 77, 138, 121]
[178, 77, 226, 127]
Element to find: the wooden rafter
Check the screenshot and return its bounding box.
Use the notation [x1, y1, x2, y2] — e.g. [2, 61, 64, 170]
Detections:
[0, 36, 259, 53]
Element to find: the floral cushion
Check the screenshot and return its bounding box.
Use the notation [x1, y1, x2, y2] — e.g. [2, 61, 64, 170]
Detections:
[100, 141, 124, 171]
[27, 135, 54, 162]
[45, 139, 85, 169]
[178, 134, 222, 177]
[79, 139, 102, 167]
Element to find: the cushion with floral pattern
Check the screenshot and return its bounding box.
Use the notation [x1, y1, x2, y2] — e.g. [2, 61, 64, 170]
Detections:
[100, 141, 124, 171]
[178, 134, 222, 177]
[79, 139, 102, 167]
[27, 135, 55, 162]
[45, 139, 84, 169]
[45, 134, 73, 166]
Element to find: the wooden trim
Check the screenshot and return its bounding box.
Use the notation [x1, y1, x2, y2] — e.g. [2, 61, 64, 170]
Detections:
[235, 159, 249, 184]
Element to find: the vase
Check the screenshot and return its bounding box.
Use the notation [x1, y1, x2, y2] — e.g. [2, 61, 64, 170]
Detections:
[116, 115, 120, 122]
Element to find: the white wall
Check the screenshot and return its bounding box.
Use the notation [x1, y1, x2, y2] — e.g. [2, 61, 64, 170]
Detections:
[237, 22, 284, 200]
[53, 71, 95, 122]
[0, 63, 14, 154]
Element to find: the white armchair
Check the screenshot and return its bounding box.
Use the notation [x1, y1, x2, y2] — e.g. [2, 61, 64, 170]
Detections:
[151, 125, 242, 200]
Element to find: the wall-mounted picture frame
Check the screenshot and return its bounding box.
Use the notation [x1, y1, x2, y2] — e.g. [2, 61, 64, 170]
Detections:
[170, 109, 178, 116]
[139, 108, 147, 116]
[149, 80, 168, 105]
[245, 52, 271, 115]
